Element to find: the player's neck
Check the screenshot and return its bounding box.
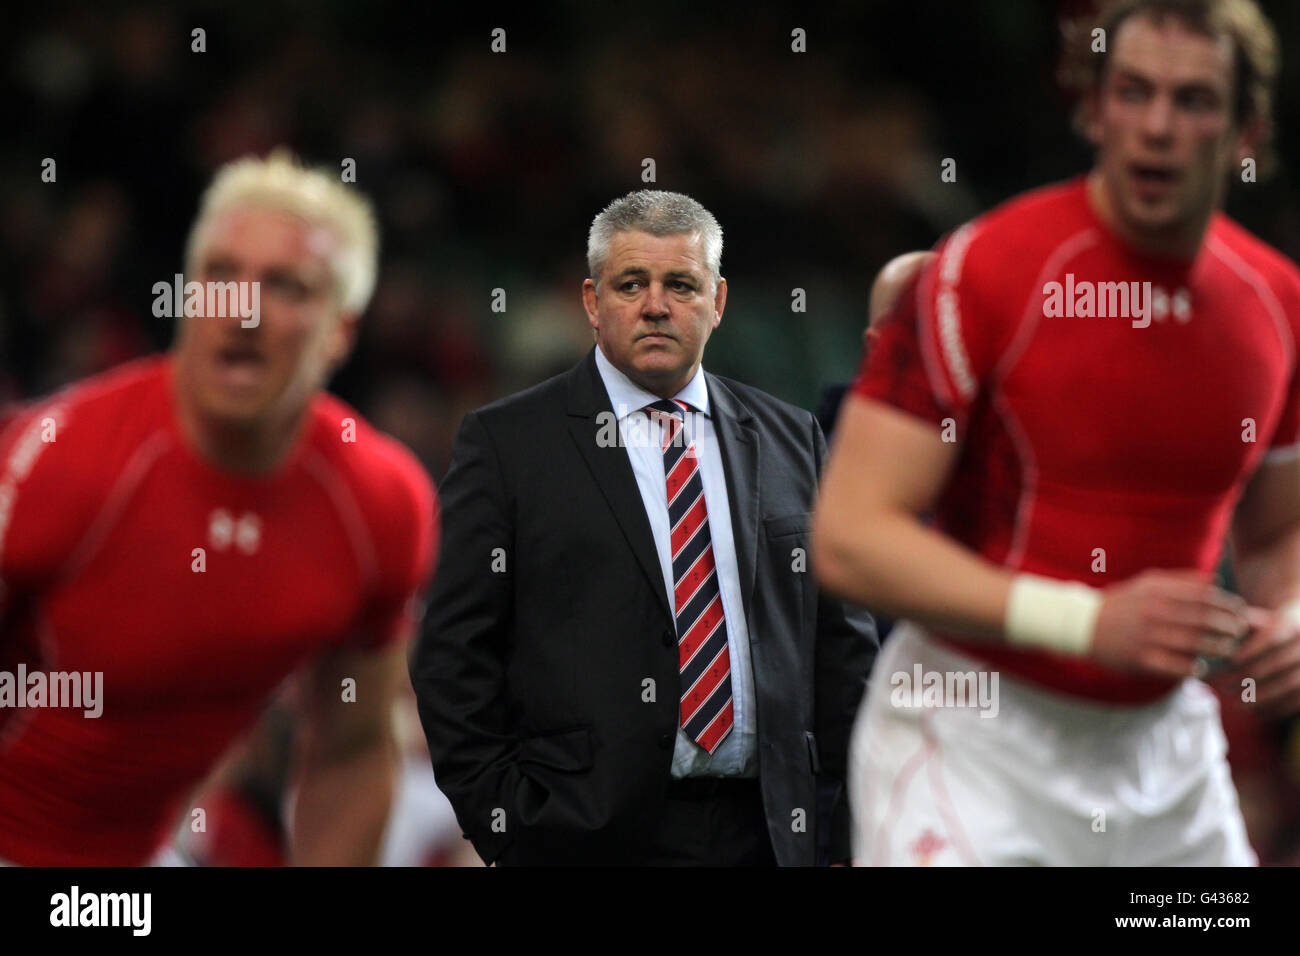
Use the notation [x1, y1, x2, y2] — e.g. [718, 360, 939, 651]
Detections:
[172, 380, 307, 477]
[1085, 170, 1212, 262]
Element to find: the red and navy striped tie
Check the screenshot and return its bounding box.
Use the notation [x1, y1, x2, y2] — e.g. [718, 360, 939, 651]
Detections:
[646, 399, 733, 754]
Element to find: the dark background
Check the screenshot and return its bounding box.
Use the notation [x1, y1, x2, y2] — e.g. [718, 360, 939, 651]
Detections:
[4, 0, 1300, 862]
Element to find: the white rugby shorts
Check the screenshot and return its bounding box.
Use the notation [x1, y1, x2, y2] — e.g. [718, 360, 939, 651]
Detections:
[849, 623, 1255, 866]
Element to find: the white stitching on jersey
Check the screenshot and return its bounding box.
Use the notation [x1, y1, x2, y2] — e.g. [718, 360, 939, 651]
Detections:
[1206, 235, 1295, 368]
[994, 394, 1039, 571]
[1206, 235, 1298, 454]
[0, 402, 68, 572]
[916, 252, 955, 408]
[56, 430, 174, 586]
[992, 228, 1100, 384]
[990, 228, 1099, 572]
[933, 223, 979, 402]
[302, 450, 380, 594]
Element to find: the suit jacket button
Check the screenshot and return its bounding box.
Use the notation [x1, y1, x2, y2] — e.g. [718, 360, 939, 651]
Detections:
[658, 732, 673, 750]
[662, 629, 676, 647]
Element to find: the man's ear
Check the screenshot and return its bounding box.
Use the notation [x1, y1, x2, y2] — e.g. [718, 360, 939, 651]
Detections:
[582, 278, 600, 335]
[712, 276, 727, 330]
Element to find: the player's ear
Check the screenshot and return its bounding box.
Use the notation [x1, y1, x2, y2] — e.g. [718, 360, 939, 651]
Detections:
[1235, 114, 1268, 169]
[1082, 89, 1103, 147]
[712, 276, 726, 329]
[325, 312, 360, 368]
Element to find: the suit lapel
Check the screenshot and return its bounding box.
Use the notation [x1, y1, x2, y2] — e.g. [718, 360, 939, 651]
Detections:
[706, 373, 760, 630]
[566, 349, 674, 624]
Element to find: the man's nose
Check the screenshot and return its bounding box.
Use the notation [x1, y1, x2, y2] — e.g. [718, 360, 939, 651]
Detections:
[1140, 93, 1175, 141]
[642, 283, 670, 317]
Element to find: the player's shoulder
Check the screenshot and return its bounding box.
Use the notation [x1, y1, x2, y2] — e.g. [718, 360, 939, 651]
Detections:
[20, 353, 169, 424]
[982, 177, 1090, 228]
[304, 392, 436, 528]
[0, 355, 172, 479]
[300, 395, 438, 622]
[944, 178, 1097, 278]
[1208, 214, 1300, 304]
[0, 356, 173, 581]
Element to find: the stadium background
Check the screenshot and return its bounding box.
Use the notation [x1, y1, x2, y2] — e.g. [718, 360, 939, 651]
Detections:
[4, 0, 1300, 864]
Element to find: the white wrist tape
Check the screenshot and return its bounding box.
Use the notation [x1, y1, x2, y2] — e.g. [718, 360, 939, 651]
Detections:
[1004, 574, 1103, 656]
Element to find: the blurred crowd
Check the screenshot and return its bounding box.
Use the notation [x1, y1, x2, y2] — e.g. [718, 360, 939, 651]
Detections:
[5, 0, 1300, 864]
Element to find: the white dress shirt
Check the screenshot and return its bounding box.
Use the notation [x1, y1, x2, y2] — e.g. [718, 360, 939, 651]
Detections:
[594, 345, 758, 778]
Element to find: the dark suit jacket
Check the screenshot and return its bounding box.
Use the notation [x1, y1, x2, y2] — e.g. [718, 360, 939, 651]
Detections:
[411, 348, 876, 865]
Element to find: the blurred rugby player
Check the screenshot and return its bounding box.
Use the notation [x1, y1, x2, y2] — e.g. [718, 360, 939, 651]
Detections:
[0, 151, 438, 865]
[815, 0, 1296, 865]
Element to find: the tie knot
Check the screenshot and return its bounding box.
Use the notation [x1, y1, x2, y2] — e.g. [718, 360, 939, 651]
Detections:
[644, 399, 690, 421]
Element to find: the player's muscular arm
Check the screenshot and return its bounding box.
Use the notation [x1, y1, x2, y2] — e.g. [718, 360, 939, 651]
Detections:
[290, 640, 404, 865]
[1232, 457, 1300, 608]
[1226, 457, 1300, 715]
[811, 251, 1015, 630]
[812, 396, 1009, 635]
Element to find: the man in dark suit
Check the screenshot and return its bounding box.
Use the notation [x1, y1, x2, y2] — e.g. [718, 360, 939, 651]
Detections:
[411, 190, 876, 865]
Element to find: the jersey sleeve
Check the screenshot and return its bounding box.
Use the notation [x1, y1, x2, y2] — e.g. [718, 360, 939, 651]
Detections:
[1265, 372, 1300, 461]
[852, 222, 1008, 426]
[1263, 271, 1300, 461]
[351, 448, 440, 653]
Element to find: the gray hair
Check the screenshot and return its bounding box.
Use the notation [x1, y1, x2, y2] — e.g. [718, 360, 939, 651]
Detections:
[587, 190, 723, 290]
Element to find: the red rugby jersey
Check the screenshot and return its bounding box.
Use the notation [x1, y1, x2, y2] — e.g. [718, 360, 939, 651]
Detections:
[854, 177, 1300, 703]
[0, 355, 438, 864]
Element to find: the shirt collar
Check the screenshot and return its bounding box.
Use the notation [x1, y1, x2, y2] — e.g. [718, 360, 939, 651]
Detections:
[594, 345, 711, 421]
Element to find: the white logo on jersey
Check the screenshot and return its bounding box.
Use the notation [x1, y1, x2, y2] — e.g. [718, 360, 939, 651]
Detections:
[1148, 285, 1193, 323]
[208, 509, 261, 554]
[233, 513, 261, 555]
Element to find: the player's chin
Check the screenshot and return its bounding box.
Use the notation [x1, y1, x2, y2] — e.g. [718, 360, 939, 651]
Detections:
[1124, 195, 1184, 233]
[197, 383, 280, 426]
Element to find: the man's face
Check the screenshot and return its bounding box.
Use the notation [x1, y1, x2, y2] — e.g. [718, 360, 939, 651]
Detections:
[582, 230, 726, 398]
[176, 205, 354, 425]
[1090, 13, 1252, 242]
